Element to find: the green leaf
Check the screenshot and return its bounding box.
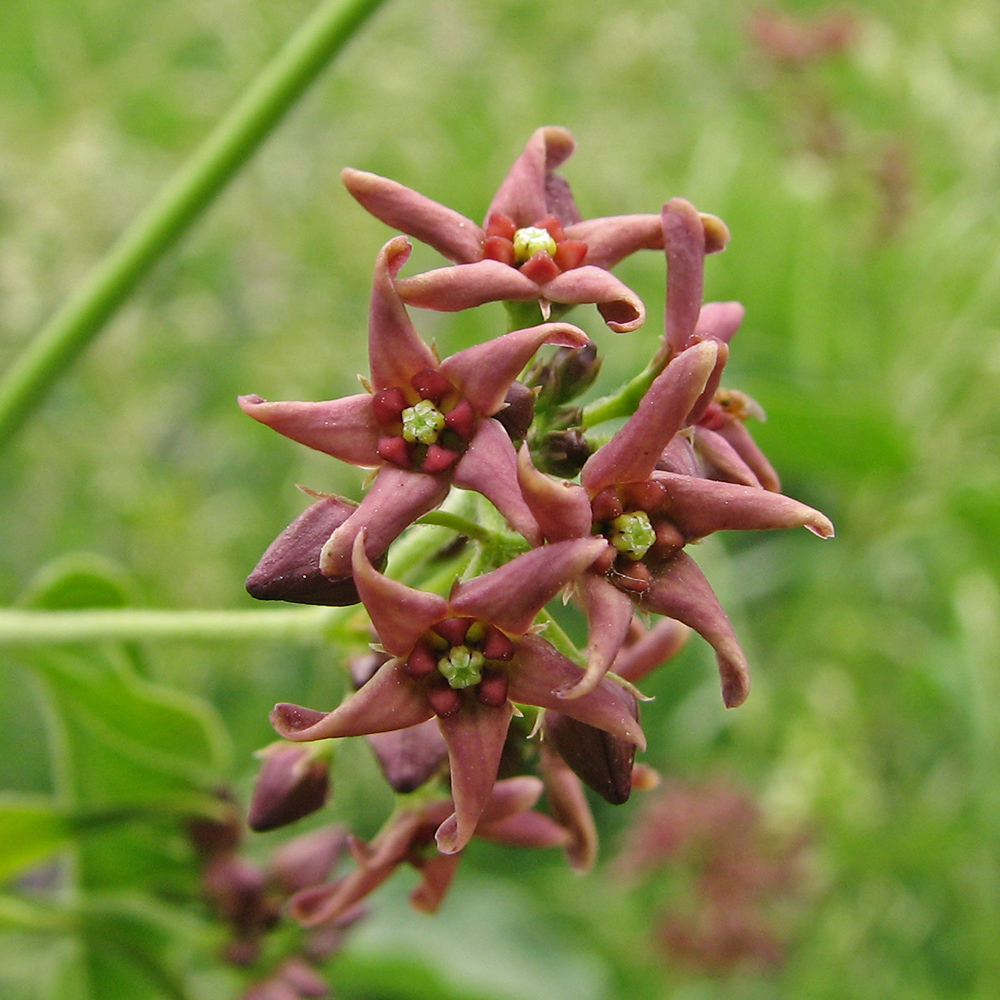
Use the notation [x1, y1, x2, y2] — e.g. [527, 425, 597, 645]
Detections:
[0, 796, 70, 885]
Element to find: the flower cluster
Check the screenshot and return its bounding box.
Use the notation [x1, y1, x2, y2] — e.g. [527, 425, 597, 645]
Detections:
[241, 127, 832, 919]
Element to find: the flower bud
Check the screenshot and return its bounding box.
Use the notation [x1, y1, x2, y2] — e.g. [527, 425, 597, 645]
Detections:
[545, 701, 639, 805]
[247, 495, 377, 606]
[248, 742, 331, 833]
[493, 381, 536, 444]
[541, 428, 592, 477]
[525, 343, 602, 410]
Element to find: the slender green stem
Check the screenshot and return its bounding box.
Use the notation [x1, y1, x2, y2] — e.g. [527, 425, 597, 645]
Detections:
[534, 608, 583, 666]
[0, 0, 390, 447]
[0, 607, 357, 646]
[580, 358, 662, 428]
[416, 510, 493, 543]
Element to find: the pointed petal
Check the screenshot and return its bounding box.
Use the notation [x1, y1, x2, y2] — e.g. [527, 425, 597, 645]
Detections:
[450, 538, 607, 635]
[368, 237, 439, 389]
[440, 322, 590, 417]
[694, 300, 745, 345]
[479, 775, 545, 822]
[612, 616, 690, 684]
[712, 416, 782, 492]
[341, 167, 484, 263]
[641, 552, 750, 708]
[486, 126, 576, 226]
[476, 810, 571, 851]
[507, 635, 646, 748]
[692, 426, 763, 487]
[663, 198, 706, 354]
[239, 393, 380, 466]
[539, 745, 598, 872]
[564, 213, 664, 269]
[395, 259, 541, 312]
[686, 340, 729, 426]
[271, 664, 433, 742]
[350, 532, 448, 656]
[582, 341, 719, 494]
[319, 467, 451, 579]
[542, 266, 645, 333]
[562, 573, 636, 700]
[650, 471, 835, 539]
[410, 851, 464, 913]
[517, 445, 593, 542]
[435, 701, 514, 854]
[451, 418, 540, 544]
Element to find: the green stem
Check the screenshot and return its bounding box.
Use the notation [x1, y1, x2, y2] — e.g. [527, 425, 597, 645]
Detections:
[580, 358, 661, 428]
[0, 607, 356, 646]
[535, 608, 583, 666]
[416, 510, 493, 543]
[0, 0, 390, 447]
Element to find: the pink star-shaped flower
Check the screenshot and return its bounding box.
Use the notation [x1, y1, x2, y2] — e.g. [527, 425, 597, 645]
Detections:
[342, 127, 729, 333]
[239, 236, 590, 580]
[270, 534, 645, 855]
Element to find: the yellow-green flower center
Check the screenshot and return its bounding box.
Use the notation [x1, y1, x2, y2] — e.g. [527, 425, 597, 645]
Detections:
[609, 511, 656, 560]
[438, 645, 485, 689]
[513, 226, 558, 264]
[401, 399, 446, 444]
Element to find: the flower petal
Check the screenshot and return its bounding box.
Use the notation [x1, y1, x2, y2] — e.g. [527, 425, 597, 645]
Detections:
[239, 393, 380, 466]
[350, 532, 449, 657]
[450, 538, 607, 635]
[395, 259, 541, 312]
[368, 237, 440, 390]
[582, 340, 719, 494]
[507, 635, 646, 748]
[451, 418, 540, 544]
[692, 426, 763, 487]
[440, 322, 590, 417]
[485, 126, 576, 227]
[538, 745, 598, 872]
[612, 616, 690, 684]
[694, 300, 745, 345]
[270, 664, 433, 742]
[542, 266, 645, 333]
[410, 851, 464, 912]
[650, 471, 835, 539]
[564, 213, 664, 269]
[516, 445, 593, 542]
[662, 198, 707, 355]
[710, 415, 782, 492]
[435, 700, 514, 854]
[319, 466, 451, 579]
[562, 573, 636, 700]
[341, 167, 485, 263]
[641, 552, 750, 708]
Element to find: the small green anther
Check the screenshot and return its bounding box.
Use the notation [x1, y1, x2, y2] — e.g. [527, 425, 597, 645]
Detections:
[609, 511, 656, 561]
[438, 646, 485, 689]
[401, 399, 446, 444]
[513, 226, 557, 264]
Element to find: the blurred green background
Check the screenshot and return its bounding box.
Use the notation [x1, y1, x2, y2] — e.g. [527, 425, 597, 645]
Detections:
[2, 0, 1000, 997]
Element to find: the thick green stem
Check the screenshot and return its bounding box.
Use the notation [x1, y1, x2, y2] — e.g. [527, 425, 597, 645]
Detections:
[0, 607, 356, 646]
[580, 358, 661, 428]
[0, 0, 390, 447]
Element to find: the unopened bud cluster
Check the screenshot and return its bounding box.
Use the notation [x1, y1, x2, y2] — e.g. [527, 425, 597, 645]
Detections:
[240, 127, 832, 926]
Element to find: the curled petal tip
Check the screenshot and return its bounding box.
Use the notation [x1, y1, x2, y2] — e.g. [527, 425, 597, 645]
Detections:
[807, 515, 836, 539]
[271, 702, 327, 737]
[722, 676, 750, 709]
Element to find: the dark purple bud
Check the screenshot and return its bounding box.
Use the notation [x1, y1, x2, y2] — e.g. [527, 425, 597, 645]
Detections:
[493, 381, 536, 443]
[201, 853, 272, 933]
[248, 742, 331, 833]
[545, 700, 639, 805]
[541, 428, 592, 477]
[366, 718, 449, 793]
[247, 496, 366, 606]
[269, 826, 348, 895]
[525, 343, 602, 410]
